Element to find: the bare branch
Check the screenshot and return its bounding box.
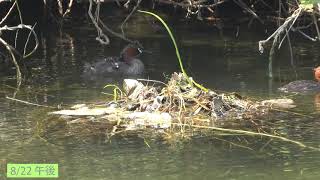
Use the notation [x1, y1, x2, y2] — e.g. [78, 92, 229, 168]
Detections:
[0, 37, 22, 87]
[259, 7, 302, 54]
[57, 0, 63, 15]
[0, 1, 16, 25]
[63, 0, 74, 17]
[15, 0, 23, 24]
[121, 0, 142, 37]
[88, 0, 110, 45]
[0, 23, 39, 86]
[23, 23, 39, 58]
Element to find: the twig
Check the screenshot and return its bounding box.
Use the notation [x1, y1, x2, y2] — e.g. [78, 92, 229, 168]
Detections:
[312, 11, 320, 40]
[137, 78, 167, 86]
[63, 0, 74, 17]
[14, 29, 19, 48]
[57, 0, 63, 15]
[0, 24, 39, 86]
[6, 96, 55, 108]
[98, 18, 136, 44]
[23, 23, 39, 58]
[88, 0, 110, 45]
[213, 136, 253, 150]
[233, 0, 263, 24]
[0, 1, 16, 25]
[292, 22, 313, 30]
[259, 7, 302, 54]
[15, 0, 23, 24]
[172, 123, 320, 150]
[93, 0, 137, 43]
[294, 28, 317, 41]
[259, 7, 302, 78]
[0, 24, 39, 58]
[121, 0, 142, 37]
[271, 108, 314, 118]
[0, 37, 21, 87]
[285, 29, 294, 66]
[156, 0, 225, 8]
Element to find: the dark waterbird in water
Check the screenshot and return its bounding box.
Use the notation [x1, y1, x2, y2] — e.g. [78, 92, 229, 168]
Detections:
[83, 44, 145, 80]
[279, 66, 320, 93]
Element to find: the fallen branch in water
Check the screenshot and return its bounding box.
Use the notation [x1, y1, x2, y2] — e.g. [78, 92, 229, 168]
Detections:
[171, 123, 319, 150]
[6, 96, 55, 108]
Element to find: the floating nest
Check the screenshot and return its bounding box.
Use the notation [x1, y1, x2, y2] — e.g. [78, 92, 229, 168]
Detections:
[38, 72, 300, 146]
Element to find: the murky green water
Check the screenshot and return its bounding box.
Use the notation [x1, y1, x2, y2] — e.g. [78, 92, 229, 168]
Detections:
[1, 10, 320, 180]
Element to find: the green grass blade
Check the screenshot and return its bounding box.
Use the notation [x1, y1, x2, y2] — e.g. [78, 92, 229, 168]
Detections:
[138, 10, 208, 92]
[104, 84, 123, 101]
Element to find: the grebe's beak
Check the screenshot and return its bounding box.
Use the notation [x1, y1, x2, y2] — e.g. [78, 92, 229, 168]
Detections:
[140, 49, 153, 54]
[136, 47, 153, 54]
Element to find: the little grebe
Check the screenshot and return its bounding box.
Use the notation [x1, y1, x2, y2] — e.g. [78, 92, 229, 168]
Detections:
[83, 44, 144, 77]
[278, 67, 320, 93]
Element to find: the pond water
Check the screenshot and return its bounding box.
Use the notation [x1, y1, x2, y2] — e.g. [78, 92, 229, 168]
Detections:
[1, 9, 320, 180]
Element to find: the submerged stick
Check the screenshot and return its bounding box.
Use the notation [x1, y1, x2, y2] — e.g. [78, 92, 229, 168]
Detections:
[172, 123, 320, 150]
[6, 96, 54, 108]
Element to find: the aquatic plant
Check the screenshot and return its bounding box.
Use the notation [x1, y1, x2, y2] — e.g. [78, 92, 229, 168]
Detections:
[103, 84, 123, 101]
[138, 10, 208, 92]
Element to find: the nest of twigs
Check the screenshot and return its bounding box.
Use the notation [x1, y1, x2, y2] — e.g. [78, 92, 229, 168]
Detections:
[44, 72, 295, 140]
[124, 72, 268, 122]
[39, 72, 317, 150]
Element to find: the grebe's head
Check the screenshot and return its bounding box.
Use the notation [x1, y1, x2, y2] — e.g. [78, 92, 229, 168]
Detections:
[314, 66, 320, 82]
[120, 44, 142, 63]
